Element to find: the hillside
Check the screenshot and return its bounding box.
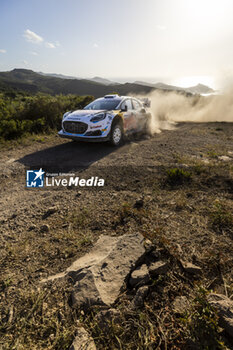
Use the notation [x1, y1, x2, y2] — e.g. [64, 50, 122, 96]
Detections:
[37, 72, 79, 80]
[0, 69, 214, 97]
[38, 72, 120, 85]
[89, 76, 119, 85]
[135, 80, 215, 94]
[0, 69, 154, 97]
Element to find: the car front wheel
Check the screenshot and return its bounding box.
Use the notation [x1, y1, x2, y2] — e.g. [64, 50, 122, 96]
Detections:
[110, 122, 123, 146]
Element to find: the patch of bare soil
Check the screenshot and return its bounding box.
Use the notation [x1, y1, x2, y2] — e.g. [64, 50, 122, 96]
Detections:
[0, 122, 232, 349]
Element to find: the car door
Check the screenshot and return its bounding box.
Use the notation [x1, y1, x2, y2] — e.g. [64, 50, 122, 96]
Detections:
[121, 99, 137, 131]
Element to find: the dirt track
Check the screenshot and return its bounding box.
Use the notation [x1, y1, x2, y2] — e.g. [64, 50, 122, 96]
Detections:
[1, 121, 232, 210]
[1, 121, 232, 253]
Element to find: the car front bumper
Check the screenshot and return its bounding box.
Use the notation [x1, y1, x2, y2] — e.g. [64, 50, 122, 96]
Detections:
[58, 130, 110, 142]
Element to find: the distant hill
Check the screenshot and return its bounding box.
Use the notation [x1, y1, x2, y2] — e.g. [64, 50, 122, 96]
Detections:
[38, 72, 79, 80]
[134, 81, 214, 94]
[185, 83, 215, 94]
[0, 69, 155, 97]
[38, 72, 119, 85]
[90, 76, 120, 85]
[0, 68, 214, 97]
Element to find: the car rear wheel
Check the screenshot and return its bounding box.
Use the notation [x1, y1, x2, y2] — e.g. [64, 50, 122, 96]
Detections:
[110, 122, 124, 146]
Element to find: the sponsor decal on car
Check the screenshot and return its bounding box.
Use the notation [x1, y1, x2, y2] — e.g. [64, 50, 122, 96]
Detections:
[90, 125, 101, 129]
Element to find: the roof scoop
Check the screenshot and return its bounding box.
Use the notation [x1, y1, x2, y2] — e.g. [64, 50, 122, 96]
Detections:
[104, 94, 119, 99]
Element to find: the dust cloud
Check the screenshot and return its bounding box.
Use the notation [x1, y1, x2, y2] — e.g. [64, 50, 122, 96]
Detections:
[142, 88, 233, 133]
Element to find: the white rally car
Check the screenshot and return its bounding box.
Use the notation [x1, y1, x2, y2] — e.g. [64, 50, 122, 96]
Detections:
[58, 94, 151, 146]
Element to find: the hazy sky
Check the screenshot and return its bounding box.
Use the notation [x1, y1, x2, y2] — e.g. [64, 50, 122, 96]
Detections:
[0, 0, 233, 88]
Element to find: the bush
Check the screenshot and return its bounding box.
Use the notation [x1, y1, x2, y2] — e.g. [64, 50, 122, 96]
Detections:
[0, 92, 94, 140]
[0, 119, 19, 139]
[182, 287, 224, 349]
[166, 168, 191, 186]
[209, 201, 233, 233]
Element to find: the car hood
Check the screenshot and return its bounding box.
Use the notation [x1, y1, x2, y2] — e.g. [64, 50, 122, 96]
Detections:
[64, 109, 106, 121]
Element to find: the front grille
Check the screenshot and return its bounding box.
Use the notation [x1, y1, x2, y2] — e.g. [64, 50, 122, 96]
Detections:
[63, 121, 88, 134]
[85, 130, 102, 136]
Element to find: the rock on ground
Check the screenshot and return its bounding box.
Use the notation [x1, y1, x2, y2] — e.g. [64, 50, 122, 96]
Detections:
[207, 293, 233, 337]
[42, 206, 57, 219]
[218, 155, 231, 162]
[129, 264, 150, 287]
[130, 286, 149, 308]
[181, 261, 202, 275]
[44, 233, 148, 308]
[69, 327, 96, 350]
[40, 224, 50, 233]
[149, 261, 169, 276]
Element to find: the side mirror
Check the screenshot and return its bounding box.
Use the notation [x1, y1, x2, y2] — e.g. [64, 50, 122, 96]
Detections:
[121, 105, 128, 112]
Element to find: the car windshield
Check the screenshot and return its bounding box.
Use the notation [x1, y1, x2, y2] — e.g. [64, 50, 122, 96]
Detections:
[84, 98, 121, 110]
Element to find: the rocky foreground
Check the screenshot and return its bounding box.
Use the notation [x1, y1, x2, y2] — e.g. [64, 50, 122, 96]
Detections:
[44, 233, 233, 349]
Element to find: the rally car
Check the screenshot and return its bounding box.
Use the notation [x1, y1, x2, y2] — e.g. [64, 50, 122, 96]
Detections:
[58, 94, 152, 146]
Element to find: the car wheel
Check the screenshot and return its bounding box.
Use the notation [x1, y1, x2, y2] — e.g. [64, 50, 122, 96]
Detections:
[110, 121, 124, 146]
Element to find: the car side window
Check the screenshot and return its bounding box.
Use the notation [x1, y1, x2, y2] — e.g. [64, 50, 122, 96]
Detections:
[132, 99, 142, 110]
[121, 99, 132, 110]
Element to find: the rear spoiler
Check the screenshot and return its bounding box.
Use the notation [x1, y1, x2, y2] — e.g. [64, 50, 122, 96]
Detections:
[141, 98, 151, 108]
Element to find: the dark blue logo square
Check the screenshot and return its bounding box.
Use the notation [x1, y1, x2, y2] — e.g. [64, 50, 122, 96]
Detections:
[26, 169, 45, 188]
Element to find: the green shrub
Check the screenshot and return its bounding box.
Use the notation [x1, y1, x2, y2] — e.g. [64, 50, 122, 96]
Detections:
[209, 202, 233, 233]
[182, 287, 224, 349]
[0, 119, 20, 139]
[166, 168, 191, 186]
[0, 92, 94, 140]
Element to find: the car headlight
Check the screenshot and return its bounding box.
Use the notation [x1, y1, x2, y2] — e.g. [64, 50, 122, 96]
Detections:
[90, 113, 106, 122]
[62, 111, 71, 120]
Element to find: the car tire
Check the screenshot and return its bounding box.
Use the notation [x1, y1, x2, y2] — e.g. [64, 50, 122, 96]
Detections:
[110, 121, 124, 146]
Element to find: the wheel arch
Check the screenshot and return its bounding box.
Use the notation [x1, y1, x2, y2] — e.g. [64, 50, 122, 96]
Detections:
[112, 114, 124, 128]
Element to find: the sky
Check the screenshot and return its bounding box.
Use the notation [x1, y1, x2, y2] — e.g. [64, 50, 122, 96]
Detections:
[0, 0, 233, 88]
